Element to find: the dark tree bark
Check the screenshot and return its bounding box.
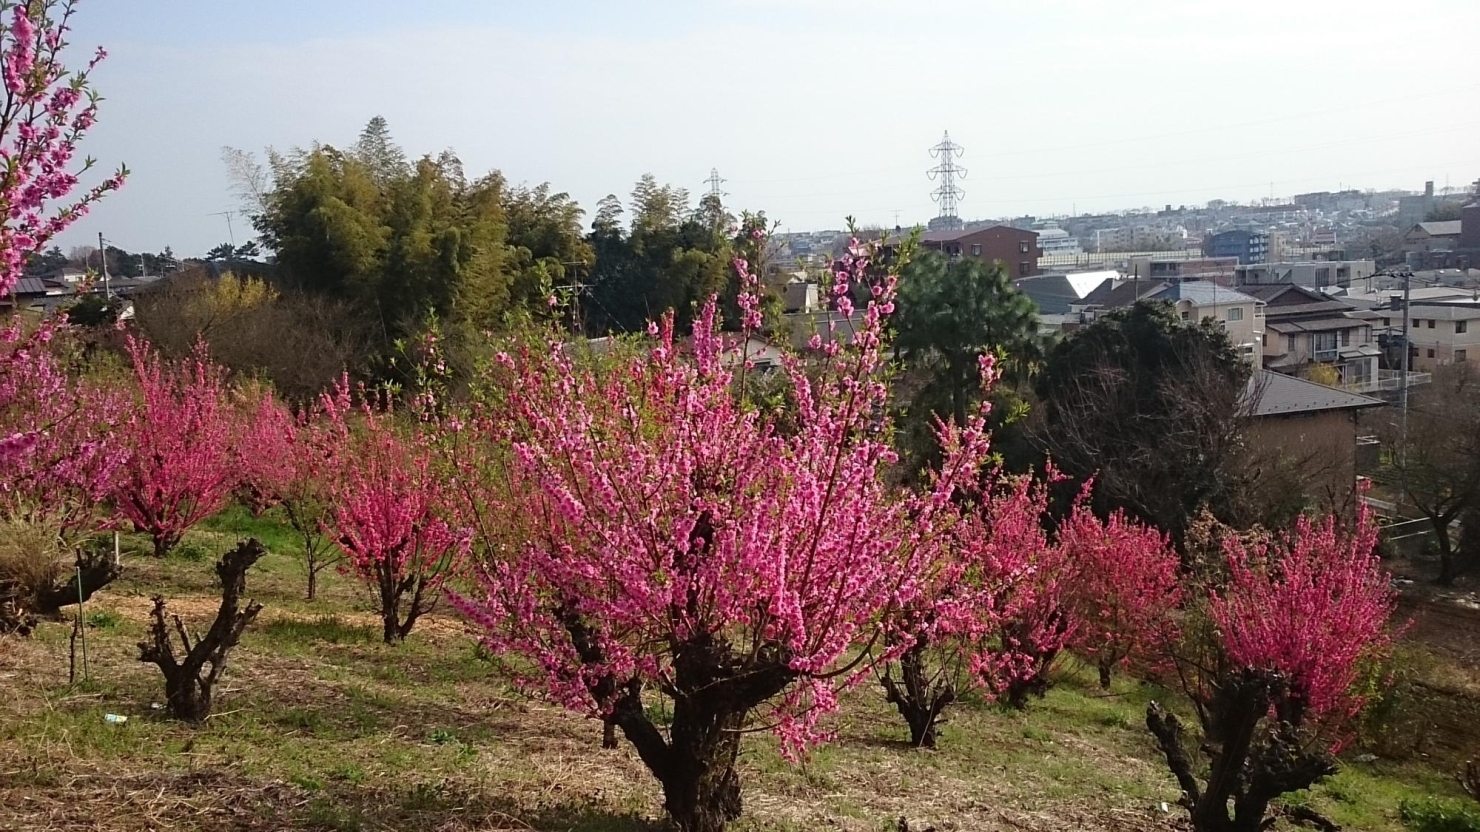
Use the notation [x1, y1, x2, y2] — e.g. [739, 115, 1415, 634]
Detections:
[604, 636, 795, 832]
[137, 539, 266, 722]
[34, 549, 122, 615]
[1098, 658, 1114, 690]
[1146, 671, 1339, 832]
[364, 544, 436, 644]
[881, 640, 954, 748]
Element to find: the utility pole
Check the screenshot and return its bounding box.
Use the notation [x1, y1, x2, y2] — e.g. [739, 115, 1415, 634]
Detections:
[98, 232, 110, 299]
[1399, 266, 1411, 466]
[209, 211, 237, 247]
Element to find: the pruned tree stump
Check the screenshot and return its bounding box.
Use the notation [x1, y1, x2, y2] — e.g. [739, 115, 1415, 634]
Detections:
[137, 539, 266, 722]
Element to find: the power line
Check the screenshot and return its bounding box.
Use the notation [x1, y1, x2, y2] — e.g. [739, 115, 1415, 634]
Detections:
[927, 131, 966, 228]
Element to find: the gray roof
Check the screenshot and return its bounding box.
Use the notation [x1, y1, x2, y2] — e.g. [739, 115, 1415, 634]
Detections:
[1414, 221, 1463, 237]
[1247, 370, 1384, 417]
[1145, 280, 1259, 306]
[1407, 303, 1480, 320]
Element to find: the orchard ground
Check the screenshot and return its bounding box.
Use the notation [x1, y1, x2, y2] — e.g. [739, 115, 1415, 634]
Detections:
[0, 505, 1474, 832]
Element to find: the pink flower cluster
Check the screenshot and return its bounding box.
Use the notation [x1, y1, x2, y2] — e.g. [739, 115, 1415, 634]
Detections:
[0, 0, 125, 298]
[0, 317, 126, 536]
[1056, 494, 1183, 683]
[1209, 507, 1395, 732]
[318, 379, 469, 641]
[112, 337, 240, 556]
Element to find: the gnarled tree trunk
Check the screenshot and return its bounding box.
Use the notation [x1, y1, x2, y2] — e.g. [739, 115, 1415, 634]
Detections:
[138, 539, 265, 722]
[1146, 671, 1339, 832]
[881, 640, 954, 748]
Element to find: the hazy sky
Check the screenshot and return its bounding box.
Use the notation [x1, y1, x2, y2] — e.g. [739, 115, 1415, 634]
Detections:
[60, 0, 1480, 257]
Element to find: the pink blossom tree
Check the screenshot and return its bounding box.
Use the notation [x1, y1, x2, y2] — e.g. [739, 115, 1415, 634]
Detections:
[234, 387, 294, 516]
[0, 326, 126, 539]
[1146, 508, 1396, 832]
[0, 0, 125, 465]
[320, 381, 467, 643]
[880, 470, 1071, 746]
[1056, 495, 1182, 689]
[113, 337, 240, 558]
[450, 241, 993, 832]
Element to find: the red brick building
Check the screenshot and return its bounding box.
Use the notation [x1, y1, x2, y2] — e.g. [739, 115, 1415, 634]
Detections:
[919, 225, 1042, 277]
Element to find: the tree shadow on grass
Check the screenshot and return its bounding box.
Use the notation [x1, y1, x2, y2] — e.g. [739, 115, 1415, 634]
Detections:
[301, 780, 663, 832]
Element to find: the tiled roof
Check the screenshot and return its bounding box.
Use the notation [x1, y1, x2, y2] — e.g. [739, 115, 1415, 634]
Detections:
[1415, 221, 1463, 237]
[1145, 280, 1259, 306]
[1248, 370, 1384, 417]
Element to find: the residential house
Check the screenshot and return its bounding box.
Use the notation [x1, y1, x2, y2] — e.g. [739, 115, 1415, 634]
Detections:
[1012, 271, 1116, 315]
[1125, 255, 1239, 284]
[913, 225, 1041, 277]
[1204, 230, 1270, 265]
[1234, 260, 1377, 291]
[1074, 279, 1264, 363]
[1398, 303, 1480, 371]
[1462, 201, 1480, 252]
[1404, 221, 1463, 254]
[1246, 284, 1381, 390]
[1245, 370, 1384, 506]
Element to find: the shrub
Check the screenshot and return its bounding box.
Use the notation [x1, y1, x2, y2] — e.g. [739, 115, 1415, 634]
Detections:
[0, 519, 120, 631]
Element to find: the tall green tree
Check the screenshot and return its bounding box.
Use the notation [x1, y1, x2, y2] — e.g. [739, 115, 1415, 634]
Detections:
[1035, 302, 1251, 544]
[251, 117, 580, 343]
[585, 176, 738, 335]
[894, 251, 1042, 428]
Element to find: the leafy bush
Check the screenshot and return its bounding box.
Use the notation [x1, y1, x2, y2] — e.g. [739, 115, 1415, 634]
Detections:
[1400, 798, 1480, 832]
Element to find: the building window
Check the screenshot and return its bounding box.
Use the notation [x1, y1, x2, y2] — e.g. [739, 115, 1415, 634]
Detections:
[1262, 332, 1268, 346]
[1459, 320, 1469, 334]
[1427, 348, 1436, 358]
[1458, 349, 1469, 362]
[1019, 241, 1030, 253]
[1228, 307, 1244, 322]
[1018, 261, 1030, 276]
[1313, 332, 1338, 360]
[971, 244, 982, 256]
[1287, 334, 1296, 352]
[1181, 311, 1190, 321]
[1340, 328, 1350, 347]
[1428, 319, 1436, 329]
[1382, 318, 1390, 327]
[1315, 267, 1331, 287]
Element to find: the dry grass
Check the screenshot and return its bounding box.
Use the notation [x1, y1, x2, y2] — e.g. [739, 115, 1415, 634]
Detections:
[0, 518, 64, 602]
[0, 511, 1475, 831]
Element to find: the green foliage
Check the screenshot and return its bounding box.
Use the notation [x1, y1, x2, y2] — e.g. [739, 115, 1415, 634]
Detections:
[85, 610, 122, 630]
[65, 294, 123, 328]
[167, 542, 212, 563]
[254, 118, 589, 351]
[1035, 301, 1250, 541]
[585, 175, 750, 335]
[1400, 798, 1480, 832]
[892, 251, 1042, 474]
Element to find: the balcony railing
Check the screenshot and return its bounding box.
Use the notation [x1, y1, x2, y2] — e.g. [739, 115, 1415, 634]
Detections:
[1341, 370, 1432, 394]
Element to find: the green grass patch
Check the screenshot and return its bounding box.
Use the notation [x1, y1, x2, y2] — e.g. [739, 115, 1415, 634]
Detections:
[259, 615, 374, 646]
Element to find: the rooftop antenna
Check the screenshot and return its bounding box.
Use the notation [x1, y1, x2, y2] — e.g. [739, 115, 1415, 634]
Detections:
[208, 210, 238, 246]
